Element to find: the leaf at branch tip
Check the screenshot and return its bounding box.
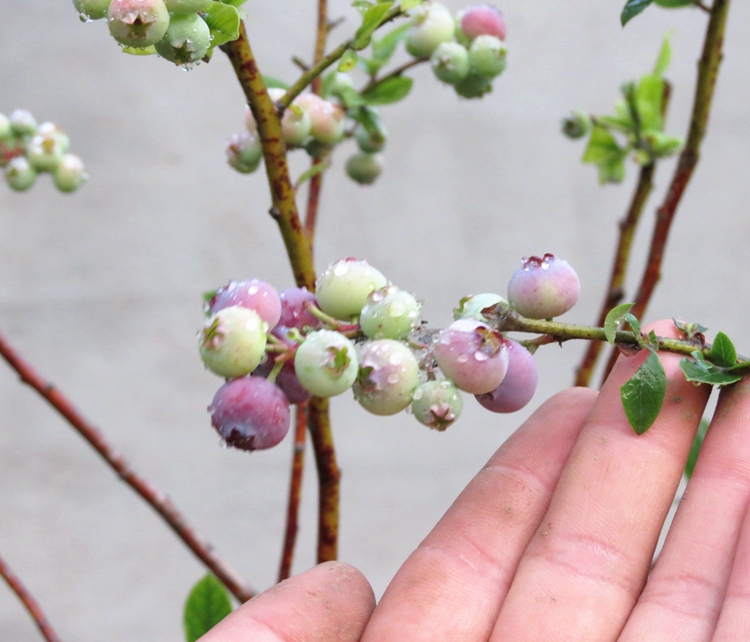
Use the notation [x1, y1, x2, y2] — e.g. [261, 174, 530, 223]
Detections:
[623, 312, 641, 337]
[604, 303, 635, 344]
[354, 2, 395, 50]
[203, 2, 241, 48]
[184, 574, 232, 642]
[653, 31, 673, 77]
[582, 126, 628, 184]
[371, 23, 411, 63]
[621, 0, 655, 26]
[361, 76, 413, 105]
[680, 357, 743, 387]
[621, 350, 667, 435]
[685, 417, 709, 479]
[338, 48, 359, 72]
[709, 331, 737, 368]
[636, 74, 664, 131]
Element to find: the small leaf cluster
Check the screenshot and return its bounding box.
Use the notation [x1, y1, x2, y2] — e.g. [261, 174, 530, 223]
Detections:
[621, 0, 703, 27]
[564, 35, 684, 184]
[73, 0, 246, 69]
[0, 109, 87, 193]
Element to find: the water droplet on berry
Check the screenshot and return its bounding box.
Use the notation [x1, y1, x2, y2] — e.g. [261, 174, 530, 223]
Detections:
[474, 351, 489, 362]
[457, 354, 469, 363]
[333, 262, 349, 276]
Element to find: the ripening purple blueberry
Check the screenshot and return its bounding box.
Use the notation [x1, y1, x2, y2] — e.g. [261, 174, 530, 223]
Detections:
[278, 287, 320, 330]
[209, 376, 291, 451]
[460, 4, 507, 41]
[475, 339, 538, 413]
[107, 0, 170, 49]
[253, 326, 312, 405]
[434, 319, 509, 394]
[411, 380, 463, 431]
[507, 254, 581, 319]
[353, 340, 420, 416]
[209, 279, 282, 329]
[316, 258, 387, 321]
[295, 94, 345, 145]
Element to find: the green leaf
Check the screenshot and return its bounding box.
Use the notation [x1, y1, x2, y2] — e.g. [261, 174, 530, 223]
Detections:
[122, 45, 157, 55]
[655, 0, 695, 7]
[337, 86, 365, 108]
[338, 48, 359, 72]
[685, 417, 709, 479]
[653, 32, 673, 77]
[263, 75, 290, 90]
[604, 303, 635, 344]
[582, 125, 629, 183]
[644, 130, 683, 157]
[621, 0, 654, 25]
[624, 312, 642, 337]
[709, 331, 737, 368]
[371, 23, 411, 62]
[680, 357, 743, 387]
[350, 105, 385, 139]
[184, 574, 232, 642]
[203, 2, 241, 48]
[361, 76, 413, 105]
[620, 350, 667, 434]
[354, 2, 395, 50]
[295, 160, 332, 188]
[401, 0, 423, 8]
[352, 0, 375, 13]
[636, 73, 664, 131]
[217, 0, 247, 6]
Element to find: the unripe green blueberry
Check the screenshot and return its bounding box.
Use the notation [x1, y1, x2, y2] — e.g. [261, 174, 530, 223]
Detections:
[360, 285, 421, 340]
[5, 157, 37, 192]
[266, 89, 313, 147]
[406, 2, 455, 58]
[507, 254, 581, 319]
[27, 132, 67, 172]
[295, 94, 345, 145]
[164, 0, 211, 14]
[453, 292, 507, 322]
[453, 9, 471, 46]
[454, 73, 492, 99]
[226, 132, 262, 174]
[36, 123, 71, 153]
[9, 110, 37, 137]
[199, 306, 268, 379]
[353, 340, 420, 416]
[294, 330, 359, 397]
[73, 0, 112, 20]
[468, 35, 507, 78]
[411, 380, 463, 431]
[52, 154, 88, 192]
[562, 110, 592, 139]
[345, 152, 384, 185]
[108, 0, 170, 49]
[325, 72, 356, 99]
[155, 12, 210, 64]
[430, 42, 470, 85]
[316, 258, 388, 321]
[355, 125, 387, 154]
[0, 113, 11, 140]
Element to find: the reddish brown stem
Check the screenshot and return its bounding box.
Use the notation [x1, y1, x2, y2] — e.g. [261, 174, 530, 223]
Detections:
[306, 396, 340, 562]
[574, 162, 655, 387]
[277, 403, 308, 582]
[602, 0, 730, 382]
[0, 552, 61, 642]
[0, 329, 254, 603]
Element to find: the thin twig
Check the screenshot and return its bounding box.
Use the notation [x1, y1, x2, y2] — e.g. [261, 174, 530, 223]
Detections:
[602, 0, 731, 381]
[360, 56, 429, 95]
[307, 397, 340, 563]
[277, 403, 308, 582]
[0, 328, 254, 603]
[0, 552, 61, 642]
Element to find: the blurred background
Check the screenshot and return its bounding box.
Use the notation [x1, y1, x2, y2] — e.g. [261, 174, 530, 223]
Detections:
[1, 1, 749, 639]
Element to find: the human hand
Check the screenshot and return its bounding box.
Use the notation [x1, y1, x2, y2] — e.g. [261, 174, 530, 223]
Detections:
[203, 320, 750, 641]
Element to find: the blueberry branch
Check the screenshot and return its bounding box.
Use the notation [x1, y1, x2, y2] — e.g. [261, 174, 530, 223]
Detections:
[360, 55, 430, 95]
[0, 327, 255, 603]
[0, 551, 61, 642]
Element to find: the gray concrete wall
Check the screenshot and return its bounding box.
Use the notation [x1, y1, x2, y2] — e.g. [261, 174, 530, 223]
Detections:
[1, 1, 749, 639]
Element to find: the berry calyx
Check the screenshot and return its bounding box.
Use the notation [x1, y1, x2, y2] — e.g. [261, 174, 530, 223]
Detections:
[507, 254, 581, 319]
[209, 376, 291, 451]
[475, 339, 538, 413]
[107, 0, 170, 49]
[430, 42, 470, 85]
[294, 330, 359, 397]
[315, 258, 387, 321]
[434, 319, 509, 394]
[411, 380, 463, 431]
[9, 110, 37, 137]
[360, 286, 421, 340]
[468, 35, 507, 78]
[199, 306, 268, 378]
[345, 152, 384, 185]
[5, 157, 37, 192]
[453, 292, 507, 322]
[353, 340, 420, 416]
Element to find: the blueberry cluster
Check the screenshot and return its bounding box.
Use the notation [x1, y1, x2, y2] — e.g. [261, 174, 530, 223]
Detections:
[408, 3, 508, 99]
[198, 254, 580, 453]
[0, 110, 87, 193]
[73, 0, 222, 68]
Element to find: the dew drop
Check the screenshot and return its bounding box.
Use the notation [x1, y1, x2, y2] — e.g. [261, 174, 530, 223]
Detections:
[387, 372, 401, 384]
[248, 285, 259, 295]
[389, 301, 406, 317]
[413, 388, 424, 400]
[333, 262, 349, 276]
[389, 353, 404, 366]
[457, 354, 469, 363]
[474, 351, 489, 362]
